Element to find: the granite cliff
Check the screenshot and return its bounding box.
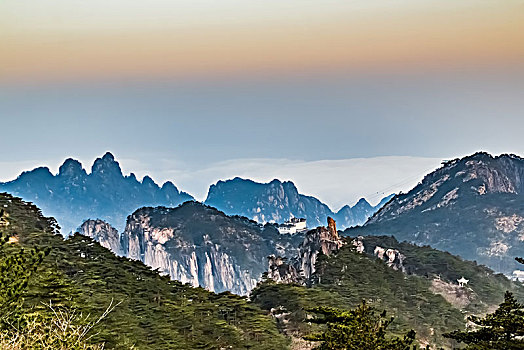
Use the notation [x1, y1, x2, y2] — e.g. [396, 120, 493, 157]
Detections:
[81, 201, 304, 295]
[267, 217, 344, 285]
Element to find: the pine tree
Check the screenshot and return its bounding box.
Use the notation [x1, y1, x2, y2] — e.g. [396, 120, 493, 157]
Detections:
[304, 301, 417, 350]
[444, 291, 524, 349]
[0, 209, 49, 327]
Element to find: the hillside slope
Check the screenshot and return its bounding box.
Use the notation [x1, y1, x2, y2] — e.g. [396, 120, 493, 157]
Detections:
[347, 152, 524, 275]
[0, 192, 288, 349]
[253, 232, 524, 348]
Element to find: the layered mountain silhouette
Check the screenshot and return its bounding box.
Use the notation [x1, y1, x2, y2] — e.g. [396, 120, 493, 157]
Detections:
[0, 152, 193, 233]
[0, 152, 387, 233]
[348, 152, 524, 275]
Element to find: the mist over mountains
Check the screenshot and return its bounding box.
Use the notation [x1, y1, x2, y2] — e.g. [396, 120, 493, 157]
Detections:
[0, 152, 387, 234]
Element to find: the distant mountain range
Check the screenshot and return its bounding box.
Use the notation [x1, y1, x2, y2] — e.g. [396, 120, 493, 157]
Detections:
[205, 177, 392, 229]
[348, 152, 524, 275]
[0, 152, 388, 233]
[0, 152, 193, 233]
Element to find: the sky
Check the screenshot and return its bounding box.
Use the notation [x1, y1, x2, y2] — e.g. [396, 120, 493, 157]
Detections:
[1, 0, 523, 209]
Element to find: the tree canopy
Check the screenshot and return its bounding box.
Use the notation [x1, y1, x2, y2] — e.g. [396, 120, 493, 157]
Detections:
[444, 291, 524, 349]
[304, 301, 417, 350]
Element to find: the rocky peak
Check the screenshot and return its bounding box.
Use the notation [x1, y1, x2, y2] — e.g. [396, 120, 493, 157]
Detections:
[127, 173, 138, 182]
[353, 198, 373, 210]
[335, 196, 393, 228]
[368, 153, 524, 225]
[161, 181, 183, 198]
[205, 177, 332, 226]
[267, 217, 344, 285]
[92, 201, 303, 295]
[58, 158, 87, 178]
[79, 219, 122, 256]
[91, 152, 123, 178]
[327, 216, 338, 239]
[0, 152, 194, 234]
[205, 177, 391, 230]
[18, 167, 54, 181]
[142, 175, 159, 189]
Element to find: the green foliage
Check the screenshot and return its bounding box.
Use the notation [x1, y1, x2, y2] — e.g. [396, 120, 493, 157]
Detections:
[444, 291, 524, 349]
[252, 239, 515, 348]
[0, 208, 49, 327]
[0, 193, 288, 350]
[304, 302, 417, 350]
[354, 236, 524, 309]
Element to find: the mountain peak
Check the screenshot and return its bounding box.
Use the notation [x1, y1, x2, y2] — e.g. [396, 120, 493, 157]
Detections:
[91, 152, 123, 177]
[18, 166, 53, 180]
[358, 151, 524, 275]
[58, 158, 86, 178]
[353, 198, 372, 209]
[102, 151, 115, 161]
[142, 175, 158, 188]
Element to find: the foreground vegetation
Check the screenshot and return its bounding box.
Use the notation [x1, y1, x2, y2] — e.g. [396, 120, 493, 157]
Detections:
[0, 193, 288, 349]
[3, 191, 524, 349]
[251, 236, 524, 348]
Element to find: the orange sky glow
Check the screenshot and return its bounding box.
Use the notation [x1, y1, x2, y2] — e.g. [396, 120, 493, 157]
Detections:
[1, 1, 523, 82]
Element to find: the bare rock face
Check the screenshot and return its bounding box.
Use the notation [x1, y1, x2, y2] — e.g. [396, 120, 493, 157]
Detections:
[79, 219, 122, 255]
[352, 236, 405, 272]
[352, 236, 365, 253]
[267, 256, 302, 284]
[350, 152, 524, 275]
[120, 208, 258, 294]
[266, 217, 344, 285]
[373, 246, 405, 272]
[368, 153, 524, 225]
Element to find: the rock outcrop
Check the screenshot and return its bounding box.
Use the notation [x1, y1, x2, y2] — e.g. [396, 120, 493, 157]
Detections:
[372, 246, 405, 272]
[267, 217, 344, 284]
[79, 219, 122, 255]
[348, 152, 524, 275]
[352, 236, 405, 272]
[267, 256, 303, 284]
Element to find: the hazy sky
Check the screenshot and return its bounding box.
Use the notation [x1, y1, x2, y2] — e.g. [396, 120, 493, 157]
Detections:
[1, 0, 523, 209]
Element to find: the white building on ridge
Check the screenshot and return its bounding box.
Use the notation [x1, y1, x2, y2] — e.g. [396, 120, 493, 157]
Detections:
[278, 217, 307, 235]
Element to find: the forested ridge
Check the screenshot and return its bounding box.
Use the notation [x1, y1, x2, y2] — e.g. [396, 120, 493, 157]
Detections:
[0, 192, 287, 349]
